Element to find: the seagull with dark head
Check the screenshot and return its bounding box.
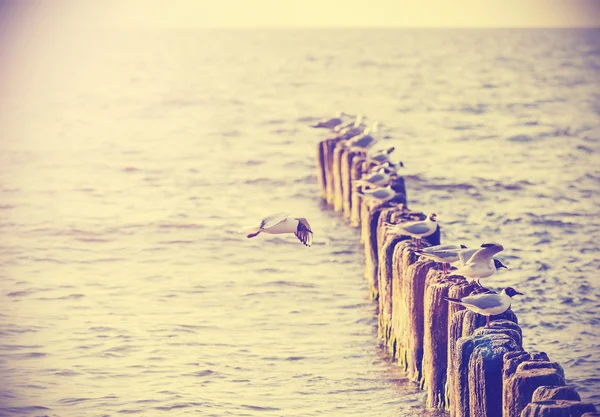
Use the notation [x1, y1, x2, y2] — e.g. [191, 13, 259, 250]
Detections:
[353, 167, 391, 188]
[384, 213, 438, 249]
[416, 244, 467, 275]
[312, 112, 347, 129]
[242, 212, 313, 247]
[445, 287, 523, 327]
[452, 243, 508, 287]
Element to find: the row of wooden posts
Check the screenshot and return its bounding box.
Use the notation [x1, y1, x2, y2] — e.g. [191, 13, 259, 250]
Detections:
[315, 133, 598, 417]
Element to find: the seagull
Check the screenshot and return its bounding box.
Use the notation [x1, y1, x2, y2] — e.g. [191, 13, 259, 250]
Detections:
[445, 287, 523, 327]
[345, 122, 379, 148]
[312, 112, 346, 129]
[367, 146, 395, 164]
[335, 114, 365, 138]
[384, 213, 438, 249]
[242, 212, 313, 247]
[368, 160, 404, 175]
[452, 243, 508, 287]
[421, 244, 466, 253]
[457, 247, 480, 266]
[353, 168, 392, 188]
[355, 184, 397, 204]
[416, 244, 468, 274]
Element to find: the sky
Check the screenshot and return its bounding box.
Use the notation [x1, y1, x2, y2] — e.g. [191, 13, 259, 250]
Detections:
[1, 0, 600, 29]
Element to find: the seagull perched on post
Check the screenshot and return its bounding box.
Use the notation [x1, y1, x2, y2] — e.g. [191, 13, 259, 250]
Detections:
[353, 168, 393, 188]
[445, 287, 523, 327]
[452, 243, 508, 287]
[312, 112, 347, 129]
[384, 213, 438, 249]
[366, 146, 395, 164]
[345, 122, 379, 149]
[416, 244, 467, 274]
[241, 212, 313, 247]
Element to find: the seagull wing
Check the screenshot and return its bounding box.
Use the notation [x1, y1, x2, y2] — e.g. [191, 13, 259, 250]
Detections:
[458, 248, 479, 265]
[400, 221, 431, 235]
[460, 293, 504, 309]
[294, 218, 313, 247]
[260, 212, 290, 230]
[466, 244, 504, 265]
[370, 188, 393, 199]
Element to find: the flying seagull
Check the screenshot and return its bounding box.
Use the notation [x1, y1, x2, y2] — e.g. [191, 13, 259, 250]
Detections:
[242, 212, 313, 247]
[445, 287, 523, 327]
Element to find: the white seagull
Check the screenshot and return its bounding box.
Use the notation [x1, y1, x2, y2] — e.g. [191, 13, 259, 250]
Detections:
[335, 114, 365, 137]
[242, 212, 313, 247]
[384, 213, 438, 249]
[356, 185, 398, 205]
[353, 168, 392, 188]
[445, 287, 523, 327]
[366, 146, 395, 164]
[345, 122, 379, 149]
[312, 112, 346, 129]
[416, 244, 467, 274]
[453, 243, 508, 286]
[370, 161, 404, 175]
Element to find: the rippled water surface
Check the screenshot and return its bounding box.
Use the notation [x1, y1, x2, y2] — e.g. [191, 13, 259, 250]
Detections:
[1, 28, 600, 415]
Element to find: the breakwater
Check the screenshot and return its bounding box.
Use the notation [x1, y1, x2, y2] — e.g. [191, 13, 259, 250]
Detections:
[315, 126, 599, 417]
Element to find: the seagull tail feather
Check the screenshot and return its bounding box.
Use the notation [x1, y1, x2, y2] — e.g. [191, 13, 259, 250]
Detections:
[444, 297, 463, 304]
[246, 231, 261, 238]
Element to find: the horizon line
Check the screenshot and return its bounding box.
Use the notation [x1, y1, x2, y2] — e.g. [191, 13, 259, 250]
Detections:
[108, 25, 600, 30]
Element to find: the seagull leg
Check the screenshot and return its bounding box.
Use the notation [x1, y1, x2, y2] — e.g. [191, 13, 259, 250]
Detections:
[486, 315, 490, 328]
[442, 263, 448, 275]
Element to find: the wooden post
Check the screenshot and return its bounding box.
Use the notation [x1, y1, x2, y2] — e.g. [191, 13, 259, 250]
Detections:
[349, 156, 366, 227]
[422, 273, 453, 408]
[503, 368, 566, 417]
[521, 400, 597, 416]
[316, 140, 327, 199]
[323, 137, 342, 205]
[532, 386, 581, 402]
[468, 334, 520, 417]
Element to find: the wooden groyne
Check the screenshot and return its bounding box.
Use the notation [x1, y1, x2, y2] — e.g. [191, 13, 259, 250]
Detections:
[314, 125, 598, 417]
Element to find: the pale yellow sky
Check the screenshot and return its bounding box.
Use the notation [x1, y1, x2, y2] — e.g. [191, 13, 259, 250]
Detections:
[2, 0, 600, 29]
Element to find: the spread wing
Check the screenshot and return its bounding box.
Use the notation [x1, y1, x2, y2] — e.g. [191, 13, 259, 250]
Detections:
[458, 248, 478, 265]
[461, 294, 503, 309]
[466, 244, 504, 265]
[260, 212, 290, 230]
[295, 218, 313, 247]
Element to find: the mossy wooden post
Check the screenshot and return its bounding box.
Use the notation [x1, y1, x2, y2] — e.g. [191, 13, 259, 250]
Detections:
[521, 400, 597, 416]
[377, 229, 404, 343]
[403, 257, 435, 382]
[370, 208, 400, 300]
[350, 156, 366, 227]
[503, 366, 566, 417]
[323, 137, 342, 205]
[532, 386, 581, 402]
[468, 334, 520, 417]
[390, 242, 416, 368]
[342, 148, 367, 221]
[332, 140, 347, 212]
[363, 202, 389, 299]
[316, 140, 327, 199]
[421, 273, 453, 408]
[448, 312, 519, 417]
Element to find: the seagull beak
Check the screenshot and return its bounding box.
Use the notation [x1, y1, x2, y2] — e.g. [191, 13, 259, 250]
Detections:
[516, 291, 523, 296]
[501, 265, 508, 269]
